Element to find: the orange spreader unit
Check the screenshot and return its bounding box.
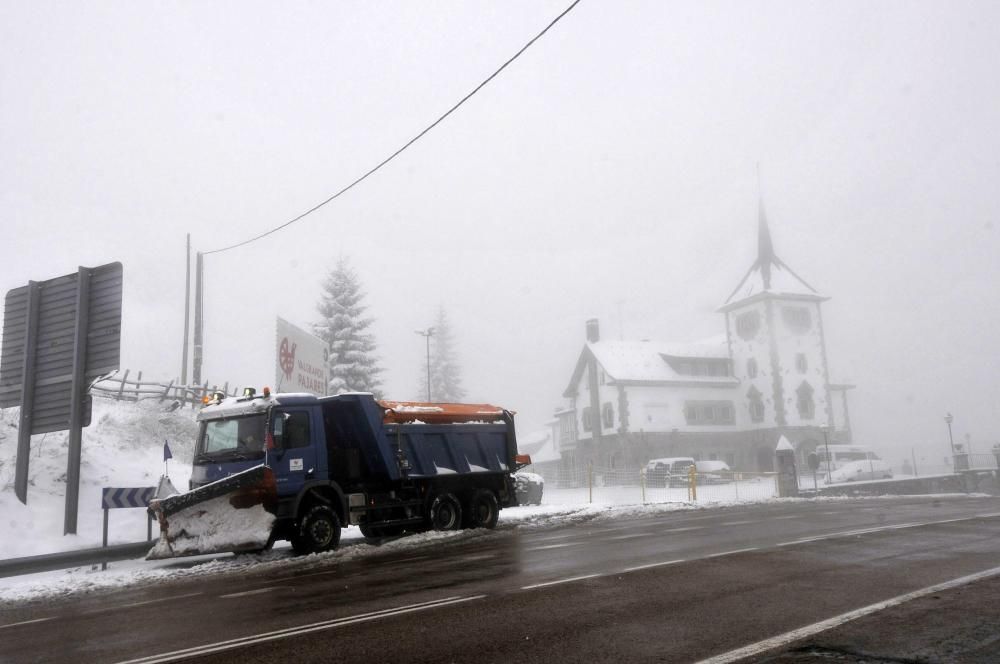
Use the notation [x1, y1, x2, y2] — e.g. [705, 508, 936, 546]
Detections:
[378, 400, 510, 424]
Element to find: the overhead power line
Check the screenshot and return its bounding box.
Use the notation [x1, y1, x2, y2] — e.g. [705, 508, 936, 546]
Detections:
[205, 0, 583, 255]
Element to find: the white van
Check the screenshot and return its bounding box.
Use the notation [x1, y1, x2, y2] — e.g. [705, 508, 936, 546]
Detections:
[829, 459, 893, 483]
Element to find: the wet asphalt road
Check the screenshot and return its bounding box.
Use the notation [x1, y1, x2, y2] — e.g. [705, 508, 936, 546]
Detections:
[2, 495, 1000, 663]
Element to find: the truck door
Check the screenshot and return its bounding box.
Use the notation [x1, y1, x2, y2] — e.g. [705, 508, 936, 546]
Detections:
[270, 408, 319, 497]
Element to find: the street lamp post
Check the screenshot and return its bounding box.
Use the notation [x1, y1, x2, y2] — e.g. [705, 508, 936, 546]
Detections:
[415, 328, 435, 401]
[945, 412, 955, 456]
[822, 425, 833, 482]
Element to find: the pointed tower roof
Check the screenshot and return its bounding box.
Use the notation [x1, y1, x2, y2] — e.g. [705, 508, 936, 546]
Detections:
[720, 198, 826, 311]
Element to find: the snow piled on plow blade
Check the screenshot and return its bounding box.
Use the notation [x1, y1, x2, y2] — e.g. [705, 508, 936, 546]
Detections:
[147, 465, 277, 560]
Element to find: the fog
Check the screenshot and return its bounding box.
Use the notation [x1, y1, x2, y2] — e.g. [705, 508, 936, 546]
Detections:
[2, 1, 999, 468]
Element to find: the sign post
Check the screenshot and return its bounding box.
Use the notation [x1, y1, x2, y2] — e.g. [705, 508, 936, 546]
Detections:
[1, 262, 123, 534]
[101, 486, 155, 570]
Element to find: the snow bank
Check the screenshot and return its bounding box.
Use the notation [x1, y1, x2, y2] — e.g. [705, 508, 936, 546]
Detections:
[0, 399, 199, 559]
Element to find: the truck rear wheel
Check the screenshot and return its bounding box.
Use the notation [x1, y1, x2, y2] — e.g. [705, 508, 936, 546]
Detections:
[429, 493, 462, 531]
[467, 490, 499, 529]
[291, 505, 341, 555]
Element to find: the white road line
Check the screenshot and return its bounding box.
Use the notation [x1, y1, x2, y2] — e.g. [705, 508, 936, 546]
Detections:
[117, 592, 204, 610]
[665, 526, 705, 533]
[0, 617, 53, 630]
[114, 595, 485, 664]
[693, 564, 1000, 664]
[526, 542, 580, 551]
[219, 587, 278, 599]
[703, 547, 758, 559]
[607, 533, 649, 541]
[521, 574, 602, 590]
[719, 520, 759, 526]
[622, 559, 686, 572]
[771, 515, 799, 520]
[531, 533, 578, 542]
[976, 512, 1000, 518]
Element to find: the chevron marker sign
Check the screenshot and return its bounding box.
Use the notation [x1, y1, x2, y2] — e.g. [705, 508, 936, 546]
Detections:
[102, 486, 155, 510]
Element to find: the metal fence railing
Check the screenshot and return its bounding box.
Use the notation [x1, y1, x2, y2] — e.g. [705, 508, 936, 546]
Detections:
[90, 370, 242, 409]
[522, 465, 779, 506]
[954, 453, 998, 472]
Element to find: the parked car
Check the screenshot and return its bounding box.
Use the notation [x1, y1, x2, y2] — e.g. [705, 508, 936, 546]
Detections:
[514, 471, 544, 505]
[695, 460, 731, 484]
[829, 459, 893, 483]
[645, 457, 696, 487]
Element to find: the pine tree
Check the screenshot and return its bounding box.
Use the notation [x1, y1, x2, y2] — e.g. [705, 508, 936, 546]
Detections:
[417, 307, 466, 402]
[315, 257, 383, 398]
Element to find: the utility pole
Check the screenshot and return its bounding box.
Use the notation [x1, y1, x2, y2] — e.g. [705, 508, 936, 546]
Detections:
[415, 328, 435, 401]
[193, 252, 204, 385]
[181, 234, 191, 385]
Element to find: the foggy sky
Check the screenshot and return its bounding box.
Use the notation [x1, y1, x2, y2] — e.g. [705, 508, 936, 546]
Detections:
[2, 1, 999, 467]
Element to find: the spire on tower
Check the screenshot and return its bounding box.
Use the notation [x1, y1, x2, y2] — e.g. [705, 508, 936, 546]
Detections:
[724, 193, 819, 305]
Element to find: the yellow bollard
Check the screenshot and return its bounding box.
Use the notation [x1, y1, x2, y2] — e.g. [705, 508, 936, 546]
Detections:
[688, 464, 697, 501]
[641, 469, 646, 504]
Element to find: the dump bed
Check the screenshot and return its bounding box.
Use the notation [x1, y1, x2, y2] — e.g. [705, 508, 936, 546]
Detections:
[318, 394, 517, 482]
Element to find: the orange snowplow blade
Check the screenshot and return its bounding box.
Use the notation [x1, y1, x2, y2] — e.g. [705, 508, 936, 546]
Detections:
[379, 401, 513, 424]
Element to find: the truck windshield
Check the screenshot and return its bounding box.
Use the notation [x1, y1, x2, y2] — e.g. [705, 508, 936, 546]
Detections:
[196, 414, 267, 461]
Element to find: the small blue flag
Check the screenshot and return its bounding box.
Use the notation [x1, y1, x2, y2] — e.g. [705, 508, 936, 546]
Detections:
[163, 440, 173, 461]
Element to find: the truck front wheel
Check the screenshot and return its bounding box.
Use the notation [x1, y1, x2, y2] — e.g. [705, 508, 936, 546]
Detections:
[467, 490, 499, 529]
[291, 505, 341, 555]
[429, 493, 462, 531]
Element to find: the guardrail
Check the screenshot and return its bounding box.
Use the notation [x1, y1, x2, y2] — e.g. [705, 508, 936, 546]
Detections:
[0, 541, 152, 579]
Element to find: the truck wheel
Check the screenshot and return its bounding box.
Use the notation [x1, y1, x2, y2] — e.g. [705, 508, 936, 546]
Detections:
[467, 490, 499, 529]
[429, 493, 462, 531]
[291, 505, 341, 555]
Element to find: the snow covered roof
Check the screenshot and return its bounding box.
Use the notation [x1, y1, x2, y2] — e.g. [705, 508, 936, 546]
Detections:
[518, 428, 561, 464]
[563, 337, 737, 397]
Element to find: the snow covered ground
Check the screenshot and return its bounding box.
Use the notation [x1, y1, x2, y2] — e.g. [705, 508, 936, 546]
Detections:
[0, 398, 198, 559]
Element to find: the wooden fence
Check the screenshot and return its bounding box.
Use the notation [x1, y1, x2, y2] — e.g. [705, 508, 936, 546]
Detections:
[90, 370, 243, 408]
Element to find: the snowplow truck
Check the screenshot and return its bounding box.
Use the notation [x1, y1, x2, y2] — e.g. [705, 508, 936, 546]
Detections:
[147, 390, 522, 559]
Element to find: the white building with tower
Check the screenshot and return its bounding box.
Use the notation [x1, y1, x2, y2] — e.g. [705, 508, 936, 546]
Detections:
[555, 203, 854, 473]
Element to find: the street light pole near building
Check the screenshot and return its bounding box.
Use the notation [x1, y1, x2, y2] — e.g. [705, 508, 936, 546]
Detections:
[415, 328, 435, 401]
[945, 412, 956, 456]
[822, 426, 833, 482]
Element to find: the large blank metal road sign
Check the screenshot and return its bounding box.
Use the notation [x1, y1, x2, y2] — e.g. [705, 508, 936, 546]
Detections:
[0, 262, 122, 533]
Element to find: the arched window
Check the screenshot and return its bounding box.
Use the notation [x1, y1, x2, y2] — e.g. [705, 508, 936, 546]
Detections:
[796, 381, 815, 420]
[782, 307, 812, 334]
[747, 386, 765, 423]
[747, 357, 758, 379]
[736, 311, 761, 340]
[795, 353, 808, 373]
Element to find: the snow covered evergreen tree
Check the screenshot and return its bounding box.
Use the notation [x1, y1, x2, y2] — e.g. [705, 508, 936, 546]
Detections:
[315, 258, 383, 398]
[416, 307, 466, 402]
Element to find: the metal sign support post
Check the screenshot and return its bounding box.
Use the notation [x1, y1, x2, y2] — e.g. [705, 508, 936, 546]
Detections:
[14, 282, 40, 504]
[65, 268, 92, 535]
